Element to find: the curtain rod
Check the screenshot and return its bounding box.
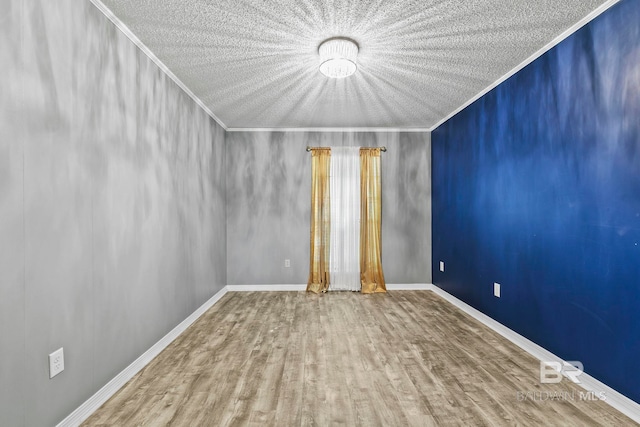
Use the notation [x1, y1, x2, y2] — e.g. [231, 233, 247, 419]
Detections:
[306, 146, 387, 152]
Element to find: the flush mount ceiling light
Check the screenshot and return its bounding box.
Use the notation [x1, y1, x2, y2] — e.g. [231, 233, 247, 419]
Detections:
[318, 38, 359, 79]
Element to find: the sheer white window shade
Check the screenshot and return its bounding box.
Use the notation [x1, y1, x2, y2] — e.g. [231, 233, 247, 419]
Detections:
[329, 147, 361, 291]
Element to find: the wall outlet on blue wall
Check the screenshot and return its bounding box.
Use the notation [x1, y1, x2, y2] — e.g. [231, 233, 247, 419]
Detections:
[439, 261, 445, 272]
[494, 283, 501, 298]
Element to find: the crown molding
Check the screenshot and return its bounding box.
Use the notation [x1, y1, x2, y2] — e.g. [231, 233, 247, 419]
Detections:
[430, 0, 621, 132]
[88, 0, 229, 131]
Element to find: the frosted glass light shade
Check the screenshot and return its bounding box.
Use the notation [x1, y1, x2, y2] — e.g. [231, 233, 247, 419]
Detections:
[319, 38, 358, 78]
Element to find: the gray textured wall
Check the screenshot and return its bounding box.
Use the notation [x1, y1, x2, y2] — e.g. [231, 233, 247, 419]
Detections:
[226, 131, 431, 285]
[0, 1, 226, 426]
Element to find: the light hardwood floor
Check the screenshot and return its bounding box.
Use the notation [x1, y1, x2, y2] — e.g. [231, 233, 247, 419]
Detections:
[84, 291, 636, 426]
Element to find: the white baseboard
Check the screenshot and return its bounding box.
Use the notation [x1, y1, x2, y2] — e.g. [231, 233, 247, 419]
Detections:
[226, 283, 433, 292]
[57, 286, 229, 427]
[430, 286, 640, 423]
[226, 284, 307, 291]
[387, 283, 433, 290]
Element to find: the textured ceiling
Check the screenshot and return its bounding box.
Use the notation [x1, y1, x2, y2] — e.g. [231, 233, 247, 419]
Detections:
[97, 0, 614, 130]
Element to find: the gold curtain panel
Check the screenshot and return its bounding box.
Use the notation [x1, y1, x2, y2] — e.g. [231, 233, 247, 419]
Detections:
[307, 149, 331, 293]
[360, 148, 386, 293]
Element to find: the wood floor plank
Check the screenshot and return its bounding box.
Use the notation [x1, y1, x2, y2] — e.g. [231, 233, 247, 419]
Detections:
[83, 291, 638, 426]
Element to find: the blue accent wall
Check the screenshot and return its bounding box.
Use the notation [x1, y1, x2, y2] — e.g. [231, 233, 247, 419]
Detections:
[432, 0, 640, 403]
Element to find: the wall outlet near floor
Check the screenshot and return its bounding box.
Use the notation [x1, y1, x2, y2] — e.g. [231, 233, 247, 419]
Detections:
[439, 261, 445, 272]
[494, 283, 501, 298]
[49, 347, 64, 379]
[284, 259, 290, 268]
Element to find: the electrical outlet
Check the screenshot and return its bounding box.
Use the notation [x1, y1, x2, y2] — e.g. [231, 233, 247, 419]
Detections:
[439, 261, 445, 272]
[494, 283, 501, 298]
[284, 259, 290, 268]
[49, 348, 64, 379]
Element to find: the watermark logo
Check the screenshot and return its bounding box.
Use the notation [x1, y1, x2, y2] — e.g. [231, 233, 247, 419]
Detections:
[517, 390, 606, 402]
[516, 360, 606, 402]
[540, 361, 583, 384]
